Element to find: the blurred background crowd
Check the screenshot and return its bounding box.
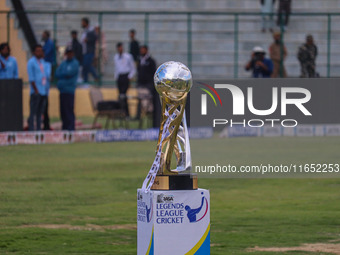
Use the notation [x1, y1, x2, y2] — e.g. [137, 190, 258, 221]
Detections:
[0, 0, 337, 132]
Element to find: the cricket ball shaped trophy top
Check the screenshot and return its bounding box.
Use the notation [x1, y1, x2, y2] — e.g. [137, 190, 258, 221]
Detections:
[154, 61, 192, 100]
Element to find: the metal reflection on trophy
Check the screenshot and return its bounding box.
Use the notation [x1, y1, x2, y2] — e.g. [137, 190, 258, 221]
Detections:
[141, 61, 197, 191]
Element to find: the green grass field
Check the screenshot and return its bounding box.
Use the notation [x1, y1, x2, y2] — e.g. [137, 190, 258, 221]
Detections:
[0, 137, 339, 254]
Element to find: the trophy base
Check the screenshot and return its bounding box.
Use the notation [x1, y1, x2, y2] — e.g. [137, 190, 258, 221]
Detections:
[151, 174, 198, 190]
[137, 188, 210, 254]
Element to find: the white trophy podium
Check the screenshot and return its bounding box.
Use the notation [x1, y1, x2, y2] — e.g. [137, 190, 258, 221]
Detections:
[137, 188, 210, 255]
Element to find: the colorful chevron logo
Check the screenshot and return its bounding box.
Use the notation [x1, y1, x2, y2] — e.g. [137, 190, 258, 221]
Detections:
[198, 82, 223, 107]
[198, 82, 223, 115]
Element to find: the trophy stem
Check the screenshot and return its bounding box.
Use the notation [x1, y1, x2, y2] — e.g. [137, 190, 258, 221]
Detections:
[157, 96, 187, 175]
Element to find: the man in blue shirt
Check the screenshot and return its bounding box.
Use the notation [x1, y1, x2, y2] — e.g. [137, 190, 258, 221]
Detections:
[42, 31, 56, 64]
[42, 60, 52, 130]
[0, 43, 18, 79]
[27, 45, 51, 131]
[81, 17, 98, 84]
[56, 47, 79, 131]
[41, 31, 55, 130]
[245, 46, 273, 78]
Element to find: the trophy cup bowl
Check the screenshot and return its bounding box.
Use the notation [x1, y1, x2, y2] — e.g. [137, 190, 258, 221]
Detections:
[154, 61, 192, 101]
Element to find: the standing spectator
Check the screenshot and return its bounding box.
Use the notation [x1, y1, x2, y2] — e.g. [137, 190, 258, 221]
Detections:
[42, 59, 52, 130]
[277, 0, 292, 30]
[41, 31, 56, 64]
[129, 29, 140, 63]
[260, 0, 276, 33]
[137, 45, 156, 92]
[27, 45, 51, 131]
[137, 45, 157, 121]
[297, 34, 318, 78]
[114, 42, 136, 118]
[0, 43, 18, 79]
[69, 31, 83, 65]
[81, 17, 98, 84]
[56, 47, 79, 131]
[94, 26, 108, 76]
[69, 30, 83, 83]
[245, 46, 273, 78]
[41, 31, 55, 130]
[269, 32, 288, 77]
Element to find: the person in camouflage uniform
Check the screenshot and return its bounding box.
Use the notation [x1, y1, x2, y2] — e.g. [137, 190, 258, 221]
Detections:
[297, 34, 318, 78]
[269, 32, 288, 77]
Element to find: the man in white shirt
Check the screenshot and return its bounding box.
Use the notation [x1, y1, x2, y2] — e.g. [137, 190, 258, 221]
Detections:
[114, 42, 136, 117]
